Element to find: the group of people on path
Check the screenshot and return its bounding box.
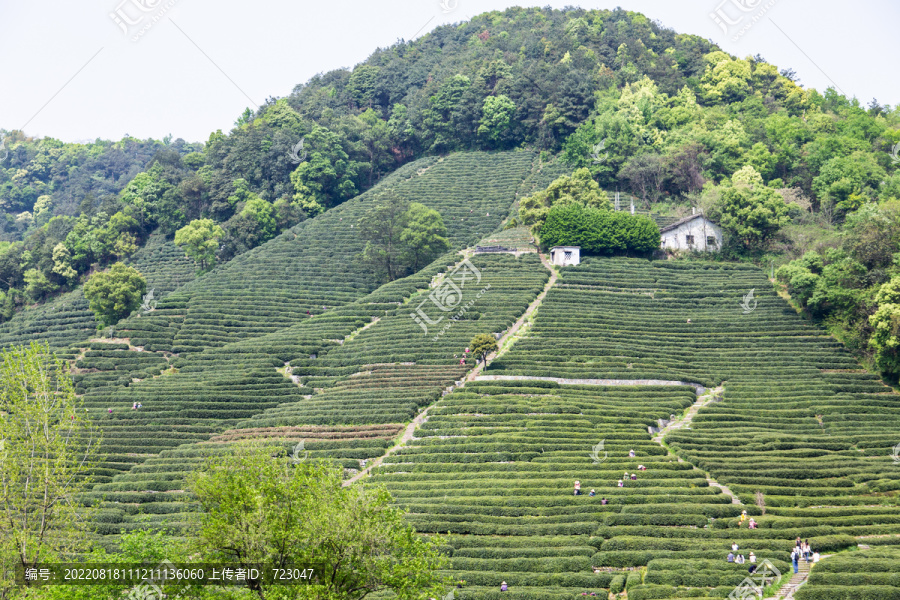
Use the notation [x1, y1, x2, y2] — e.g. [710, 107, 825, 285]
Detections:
[727, 537, 819, 576]
[791, 537, 819, 573]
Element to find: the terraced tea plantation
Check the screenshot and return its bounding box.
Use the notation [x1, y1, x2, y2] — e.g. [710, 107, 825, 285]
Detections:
[797, 547, 900, 600]
[82, 250, 551, 546]
[474, 257, 900, 598]
[84, 423, 404, 544]
[367, 380, 799, 599]
[12, 152, 900, 600]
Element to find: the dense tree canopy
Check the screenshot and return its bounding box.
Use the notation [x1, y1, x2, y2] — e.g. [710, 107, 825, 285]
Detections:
[520, 168, 611, 234]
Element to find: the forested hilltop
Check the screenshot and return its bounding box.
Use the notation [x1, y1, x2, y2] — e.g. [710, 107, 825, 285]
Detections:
[2, 6, 900, 375]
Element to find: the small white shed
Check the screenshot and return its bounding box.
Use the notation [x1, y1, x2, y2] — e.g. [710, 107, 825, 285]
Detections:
[550, 246, 580, 266]
[660, 215, 723, 252]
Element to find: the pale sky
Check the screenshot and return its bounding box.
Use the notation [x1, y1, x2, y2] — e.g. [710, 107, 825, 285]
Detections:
[1, 0, 896, 144]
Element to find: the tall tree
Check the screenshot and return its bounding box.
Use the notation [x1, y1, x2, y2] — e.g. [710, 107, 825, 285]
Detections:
[175, 218, 225, 271]
[400, 203, 450, 272]
[477, 95, 517, 147]
[358, 199, 410, 282]
[83, 263, 146, 327]
[869, 278, 900, 379]
[470, 333, 499, 364]
[0, 343, 99, 597]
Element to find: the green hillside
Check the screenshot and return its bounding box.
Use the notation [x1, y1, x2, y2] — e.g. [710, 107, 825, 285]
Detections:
[3, 5, 900, 600]
[116, 151, 535, 354]
[82, 250, 550, 546]
[74, 252, 900, 599]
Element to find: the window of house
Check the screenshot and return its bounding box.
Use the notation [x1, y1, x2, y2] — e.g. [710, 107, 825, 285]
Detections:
[686, 235, 695, 245]
[707, 236, 717, 247]
[564, 251, 572, 261]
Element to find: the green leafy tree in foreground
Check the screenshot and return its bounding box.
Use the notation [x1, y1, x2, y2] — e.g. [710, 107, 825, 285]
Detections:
[190, 444, 448, 600]
[470, 333, 498, 364]
[0, 343, 99, 598]
[37, 530, 205, 600]
[175, 218, 225, 271]
[83, 263, 146, 327]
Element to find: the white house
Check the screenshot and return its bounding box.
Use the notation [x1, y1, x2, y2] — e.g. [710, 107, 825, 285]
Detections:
[550, 246, 580, 266]
[659, 214, 723, 252]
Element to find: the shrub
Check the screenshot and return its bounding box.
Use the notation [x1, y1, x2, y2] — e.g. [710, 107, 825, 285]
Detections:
[538, 203, 660, 254]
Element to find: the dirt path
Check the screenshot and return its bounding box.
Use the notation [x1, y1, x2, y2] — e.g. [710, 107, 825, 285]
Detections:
[462, 252, 557, 383]
[651, 385, 722, 443]
[705, 478, 742, 504]
[475, 375, 704, 393]
[343, 406, 433, 487]
[649, 385, 742, 504]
